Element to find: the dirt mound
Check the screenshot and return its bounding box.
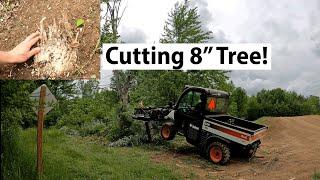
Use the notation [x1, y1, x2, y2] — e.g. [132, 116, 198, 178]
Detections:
[0, 0, 100, 79]
[150, 115, 320, 179]
[256, 115, 320, 179]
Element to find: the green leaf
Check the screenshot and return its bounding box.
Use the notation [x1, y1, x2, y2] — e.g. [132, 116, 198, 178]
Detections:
[75, 18, 85, 28]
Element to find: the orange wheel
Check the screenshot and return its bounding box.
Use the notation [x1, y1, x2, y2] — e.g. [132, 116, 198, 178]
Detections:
[209, 145, 223, 163]
[160, 123, 176, 141]
[207, 142, 230, 165]
[161, 125, 171, 139]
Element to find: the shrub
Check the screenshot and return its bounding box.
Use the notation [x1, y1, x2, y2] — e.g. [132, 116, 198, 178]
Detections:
[1, 109, 36, 179]
[59, 126, 80, 136]
[78, 120, 107, 136]
[313, 171, 320, 180]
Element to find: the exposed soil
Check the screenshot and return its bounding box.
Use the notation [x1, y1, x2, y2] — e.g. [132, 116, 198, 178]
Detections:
[150, 115, 320, 180]
[0, 0, 100, 79]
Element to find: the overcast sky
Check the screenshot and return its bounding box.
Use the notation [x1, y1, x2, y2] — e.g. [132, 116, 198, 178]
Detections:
[101, 0, 320, 96]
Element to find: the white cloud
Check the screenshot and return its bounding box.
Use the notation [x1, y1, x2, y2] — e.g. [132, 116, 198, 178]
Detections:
[120, 26, 147, 43]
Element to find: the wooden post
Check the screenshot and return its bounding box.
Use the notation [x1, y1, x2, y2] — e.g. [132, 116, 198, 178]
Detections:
[37, 85, 46, 175]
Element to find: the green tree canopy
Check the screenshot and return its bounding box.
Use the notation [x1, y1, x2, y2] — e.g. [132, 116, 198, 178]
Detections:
[129, 1, 231, 107]
[160, 0, 212, 43]
[229, 87, 248, 118]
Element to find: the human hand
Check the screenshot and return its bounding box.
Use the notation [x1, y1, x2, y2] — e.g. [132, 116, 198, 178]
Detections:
[6, 32, 41, 64]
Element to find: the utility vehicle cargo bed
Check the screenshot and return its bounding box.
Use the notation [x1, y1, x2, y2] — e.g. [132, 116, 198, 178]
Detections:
[203, 115, 268, 145]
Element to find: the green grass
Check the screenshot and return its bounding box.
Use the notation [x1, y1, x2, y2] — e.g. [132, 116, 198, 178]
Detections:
[255, 117, 268, 125]
[4, 128, 181, 180]
[313, 171, 320, 180]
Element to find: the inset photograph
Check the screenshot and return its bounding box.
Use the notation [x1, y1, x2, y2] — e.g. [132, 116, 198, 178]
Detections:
[0, 0, 100, 79]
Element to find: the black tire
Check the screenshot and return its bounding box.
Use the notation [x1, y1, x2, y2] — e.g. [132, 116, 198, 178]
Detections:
[207, 142, 231, 165]
[160, 123, 176, 141]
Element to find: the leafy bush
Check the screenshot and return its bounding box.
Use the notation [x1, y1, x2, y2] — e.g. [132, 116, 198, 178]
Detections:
[56, 90, 119, 137]
[229, 87, 248, 118]
[229, 87, 320, 121]
[1, 109, 36, 179]
[59, 126, 80, 136]
[78, 120, 107, 136]
[0, 81, 39, 179]
[246, 88, 320, 120]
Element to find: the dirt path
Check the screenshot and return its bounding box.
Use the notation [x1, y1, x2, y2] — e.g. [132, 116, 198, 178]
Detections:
[150, 115, 320, 180]
[0, 0, 100, 79]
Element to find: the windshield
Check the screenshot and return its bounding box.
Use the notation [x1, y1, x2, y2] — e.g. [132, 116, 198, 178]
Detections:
[177, 91, 202, 112]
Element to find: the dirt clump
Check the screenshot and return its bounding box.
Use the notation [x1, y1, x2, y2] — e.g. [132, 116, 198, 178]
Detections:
[32, 16, 79, 79]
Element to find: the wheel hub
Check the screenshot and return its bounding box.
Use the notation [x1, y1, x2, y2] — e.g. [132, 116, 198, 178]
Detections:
[162, 126, 170, 138]
[210, 146, 222, 163]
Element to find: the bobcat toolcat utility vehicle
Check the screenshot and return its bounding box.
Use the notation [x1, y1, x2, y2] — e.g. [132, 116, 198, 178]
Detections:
[133, 85, 268, 164]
